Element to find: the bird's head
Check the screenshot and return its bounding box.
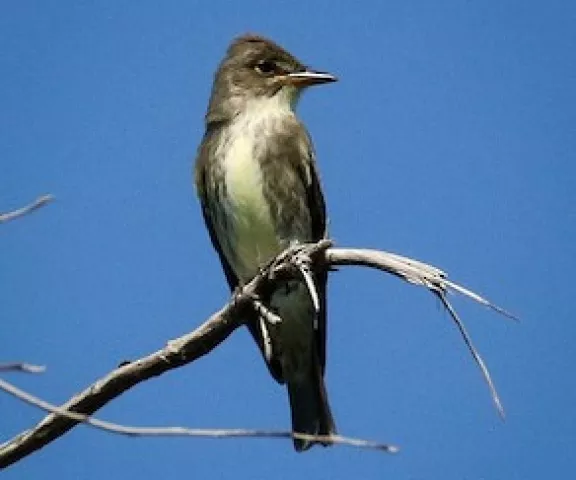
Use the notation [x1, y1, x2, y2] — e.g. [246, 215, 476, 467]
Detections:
[206, 34, 336, 124]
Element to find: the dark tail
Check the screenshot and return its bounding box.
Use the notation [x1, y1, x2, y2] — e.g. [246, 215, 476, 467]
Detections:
[287, 358, 336, 451]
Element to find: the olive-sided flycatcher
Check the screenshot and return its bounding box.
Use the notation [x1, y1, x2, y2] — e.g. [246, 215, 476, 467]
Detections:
[194, 34, 337, 451]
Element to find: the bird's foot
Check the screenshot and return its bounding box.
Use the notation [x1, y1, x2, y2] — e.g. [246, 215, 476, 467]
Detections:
[231, 284, 247, 308]
[291, 248, 321, 325]
[253, 299, 283, 326]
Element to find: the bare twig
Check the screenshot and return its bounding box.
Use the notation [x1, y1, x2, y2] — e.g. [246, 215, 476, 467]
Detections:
[325, 248, 517, 320]
[0, 377, 397, 453]
[325, 247, 514, 417]
[0, 195, 54, 224]
[0, 303, 243, 468]
[435, 292, 505, 418]
[0, 363, 46, 374]
[0, 260, 296, 468]
[0, 242, 514, 468]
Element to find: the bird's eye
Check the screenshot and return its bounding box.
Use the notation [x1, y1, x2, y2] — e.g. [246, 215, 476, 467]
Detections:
[254, 60, 276, 75]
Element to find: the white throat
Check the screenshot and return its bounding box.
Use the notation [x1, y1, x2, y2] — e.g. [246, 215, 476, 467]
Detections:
[240, 86, 298, 121]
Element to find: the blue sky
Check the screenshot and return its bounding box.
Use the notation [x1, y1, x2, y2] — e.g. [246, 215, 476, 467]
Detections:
[1, 1, 574, 478]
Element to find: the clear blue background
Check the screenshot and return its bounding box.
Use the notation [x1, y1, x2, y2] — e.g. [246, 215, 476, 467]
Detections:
[2, 1, 574, 478]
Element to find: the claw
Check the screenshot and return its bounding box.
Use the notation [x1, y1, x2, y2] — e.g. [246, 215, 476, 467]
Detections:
[253, 299, 283, 325]
[258, 315, 273, 363]
[253, 299, 282, 363]
[292, 248, 321, 329]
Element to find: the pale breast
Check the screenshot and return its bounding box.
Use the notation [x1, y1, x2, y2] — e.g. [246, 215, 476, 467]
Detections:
[218, 109, 286, 281]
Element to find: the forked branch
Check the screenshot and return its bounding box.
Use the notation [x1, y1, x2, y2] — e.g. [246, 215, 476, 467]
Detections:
[0, 240, 514, 468]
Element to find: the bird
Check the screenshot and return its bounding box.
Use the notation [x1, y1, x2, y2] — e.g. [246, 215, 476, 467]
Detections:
[194, 34, 337, 451]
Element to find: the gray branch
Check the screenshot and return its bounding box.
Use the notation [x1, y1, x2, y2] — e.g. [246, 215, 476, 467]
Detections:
[0, 241, 514, 468]
[0, 195, 54, 224]
[0, 376, 396, 453]
[0, 363, 46, 374]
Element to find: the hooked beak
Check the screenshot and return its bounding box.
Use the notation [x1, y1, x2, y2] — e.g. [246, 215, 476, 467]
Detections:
[281, 69, 337, 87]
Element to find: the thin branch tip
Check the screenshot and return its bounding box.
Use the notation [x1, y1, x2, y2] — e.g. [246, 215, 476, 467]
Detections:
[0, 377, 396, 458]
[0, 363, 46, 374]
[436, 292, 505, 418]
[443, 280, 519, 322]
[0, 194, 55, 224]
